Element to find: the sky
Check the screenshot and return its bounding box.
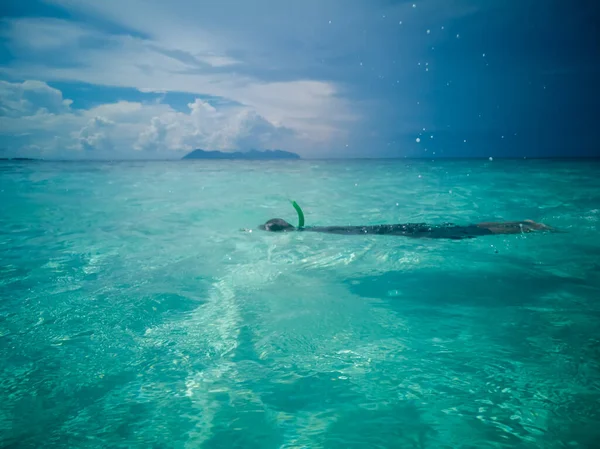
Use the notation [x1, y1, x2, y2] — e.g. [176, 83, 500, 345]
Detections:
[0, 0, 598, 159]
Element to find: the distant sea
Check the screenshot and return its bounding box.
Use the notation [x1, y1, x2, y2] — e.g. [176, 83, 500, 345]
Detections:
[1, 159, 599, 448]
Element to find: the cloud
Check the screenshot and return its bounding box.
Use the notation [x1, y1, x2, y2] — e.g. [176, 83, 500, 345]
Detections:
[0, 11, 356, 144]
[0, 0, 526, 159]
[134, 117, 168, 153]
[132, 98, 297, 154]
[0, 79, 72, 117]
[74, 116, 115, 152]
[0, 80, 299, 158]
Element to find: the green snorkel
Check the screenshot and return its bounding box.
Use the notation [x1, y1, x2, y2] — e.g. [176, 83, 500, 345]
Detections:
[290, 200, 305, 229]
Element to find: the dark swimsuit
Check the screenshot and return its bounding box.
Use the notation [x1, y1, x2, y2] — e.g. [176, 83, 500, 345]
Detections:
[299, 223, 493, 240]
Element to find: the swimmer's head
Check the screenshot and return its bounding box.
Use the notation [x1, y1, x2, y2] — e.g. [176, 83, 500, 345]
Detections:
[259, 218, 296, 232]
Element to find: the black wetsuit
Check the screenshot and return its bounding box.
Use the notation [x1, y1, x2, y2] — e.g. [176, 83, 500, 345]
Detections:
[298, 223, 494, 240]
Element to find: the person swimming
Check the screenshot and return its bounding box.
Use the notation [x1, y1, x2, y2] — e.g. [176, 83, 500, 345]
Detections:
[259, 218, 554, 239]
[256, 202, 556, 240]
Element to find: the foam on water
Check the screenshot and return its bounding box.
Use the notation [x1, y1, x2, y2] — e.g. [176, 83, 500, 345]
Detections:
[1, 159, 599, 448]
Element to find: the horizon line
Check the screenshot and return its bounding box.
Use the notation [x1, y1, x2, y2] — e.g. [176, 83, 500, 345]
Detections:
[2, 156, 600, 162]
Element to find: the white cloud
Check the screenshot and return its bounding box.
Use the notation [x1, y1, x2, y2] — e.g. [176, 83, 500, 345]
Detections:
[74, 116, 116, 152]
[0, 10, 357, 144]
[0, 80, 300, 158]
[132, 98, 297, 154]
[0, 0, 500, 159]
[0, 79, 72, 117]
[134, 117, 168, 153]
[0, 17, 88, 53]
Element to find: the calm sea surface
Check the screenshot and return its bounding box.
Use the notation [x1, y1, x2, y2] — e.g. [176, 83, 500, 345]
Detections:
[1, 159, 599, 448]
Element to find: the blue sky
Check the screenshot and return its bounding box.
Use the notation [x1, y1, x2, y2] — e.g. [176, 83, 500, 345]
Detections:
[0, 0, 598, 159]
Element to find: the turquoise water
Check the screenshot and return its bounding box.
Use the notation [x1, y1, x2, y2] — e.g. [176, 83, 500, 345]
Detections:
[1, 159, 599, 448]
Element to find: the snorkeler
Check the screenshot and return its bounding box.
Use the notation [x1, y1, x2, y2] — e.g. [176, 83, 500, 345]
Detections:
[257, 201, 556, 240]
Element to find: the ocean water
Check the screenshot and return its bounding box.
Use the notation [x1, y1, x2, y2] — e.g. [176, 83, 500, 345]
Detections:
[1, 159, 599, 448]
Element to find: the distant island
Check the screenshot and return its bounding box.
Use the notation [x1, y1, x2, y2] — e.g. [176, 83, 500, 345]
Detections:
[182, 149, 300, 160]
